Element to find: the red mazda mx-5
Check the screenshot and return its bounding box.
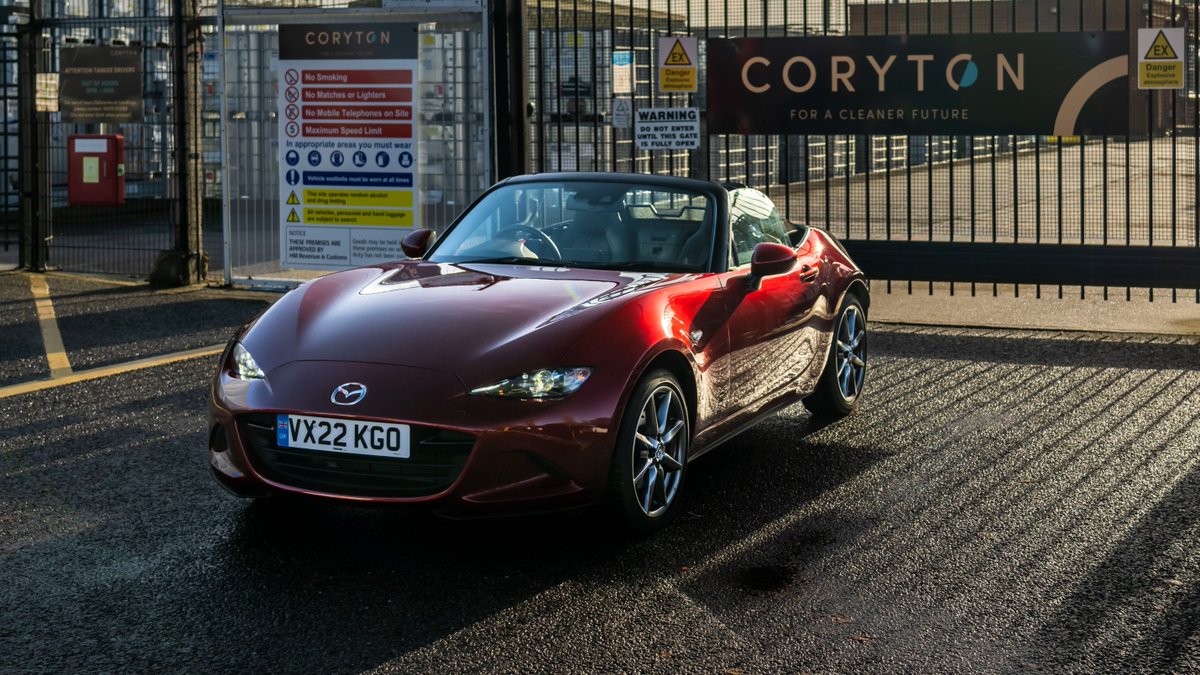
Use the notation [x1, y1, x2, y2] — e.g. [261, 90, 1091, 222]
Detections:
[208, 173, 869, 532]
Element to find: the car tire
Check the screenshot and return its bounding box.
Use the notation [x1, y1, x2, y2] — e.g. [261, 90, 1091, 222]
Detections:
[804, 295, 867, 418]
[607, 370, 690, 534]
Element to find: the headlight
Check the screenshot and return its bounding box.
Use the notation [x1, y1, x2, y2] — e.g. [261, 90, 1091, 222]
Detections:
[230, 342, 265, 380]
[470, 367, 592, 400]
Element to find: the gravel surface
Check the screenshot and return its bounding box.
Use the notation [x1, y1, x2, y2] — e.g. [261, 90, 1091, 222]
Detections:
[2, 323, 1198, 673]
[0, 272, 48, 386]
[43, 275, 271, 370]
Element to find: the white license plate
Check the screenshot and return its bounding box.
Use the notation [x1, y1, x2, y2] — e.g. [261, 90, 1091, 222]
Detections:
[276, 414, 411, 459]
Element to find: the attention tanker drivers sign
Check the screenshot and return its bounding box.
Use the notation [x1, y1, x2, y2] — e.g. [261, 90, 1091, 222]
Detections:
[278, 24, 419, 270]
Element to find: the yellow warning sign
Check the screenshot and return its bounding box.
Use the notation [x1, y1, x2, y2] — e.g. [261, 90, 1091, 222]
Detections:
[1144, 31, 1178, 60]
[1137, 27, 1184, 90]
[660, 68, 697, 92]
[657, 36, 698, 93]
[303, 208, 413, 227]
[664, 39, 691, 66]
[286, 208, 301, 223]
[303, 189, 414, 208]
[286, 191, 299, 205]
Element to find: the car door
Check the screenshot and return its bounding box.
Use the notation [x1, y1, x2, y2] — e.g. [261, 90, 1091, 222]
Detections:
[718, 189, 825, 423]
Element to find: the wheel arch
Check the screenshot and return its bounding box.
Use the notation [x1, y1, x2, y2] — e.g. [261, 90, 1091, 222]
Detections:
[641, 349, 698, 434]
[837, 278, 871, 316]
[811, 277, 869, 392]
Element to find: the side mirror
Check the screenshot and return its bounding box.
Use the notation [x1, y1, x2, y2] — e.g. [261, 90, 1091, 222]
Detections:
[401, 228, 434, 259]
[747, 242, 796, 291]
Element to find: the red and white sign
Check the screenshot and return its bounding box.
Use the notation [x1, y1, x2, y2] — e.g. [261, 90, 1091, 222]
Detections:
[302, 70, 413, 85]
[301, 123, 413, 138]
[301, 105, 413, 121]
[277, 23, 419, 272]
[301, 87, 413, 103]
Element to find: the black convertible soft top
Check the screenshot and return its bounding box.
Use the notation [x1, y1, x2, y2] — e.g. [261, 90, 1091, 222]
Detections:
[499, 172, 728, 197]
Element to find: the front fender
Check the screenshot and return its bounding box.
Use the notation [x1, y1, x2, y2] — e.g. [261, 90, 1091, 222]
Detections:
[564, 278, 722, 443]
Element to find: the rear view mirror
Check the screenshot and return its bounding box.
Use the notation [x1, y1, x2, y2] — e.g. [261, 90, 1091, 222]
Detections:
[401, 228, 434, 259]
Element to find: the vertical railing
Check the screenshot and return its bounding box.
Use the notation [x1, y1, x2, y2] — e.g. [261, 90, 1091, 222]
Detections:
[520, 0, 1198, 298]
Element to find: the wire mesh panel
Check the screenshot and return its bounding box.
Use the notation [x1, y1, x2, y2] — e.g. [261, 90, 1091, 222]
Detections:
[20, 0, 204, 277]
[218, 2, 492, 286]
[0, 21, 18, 267]
[525, 0, 1200, 299]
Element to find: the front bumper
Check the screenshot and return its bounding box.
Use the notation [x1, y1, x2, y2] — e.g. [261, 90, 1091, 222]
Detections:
[208, 363, 628, 516]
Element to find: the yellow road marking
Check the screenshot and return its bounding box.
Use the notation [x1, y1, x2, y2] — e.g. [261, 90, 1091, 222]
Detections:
[28, 274, 72, 377]
[0, 344, 225, 399]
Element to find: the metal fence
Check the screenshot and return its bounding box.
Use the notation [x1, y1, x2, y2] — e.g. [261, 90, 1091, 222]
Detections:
[217, 1, 493, 286]
[4, 0, 1198, 298]
[524, 0, 1200, 300]
[0, 16, 18, 267]
[10, 0, 206, 277]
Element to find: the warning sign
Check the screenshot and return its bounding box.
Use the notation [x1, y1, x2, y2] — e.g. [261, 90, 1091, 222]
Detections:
[278, 22, 419, 270]
[635, 107, 700, 150]
[612, 98, 633, 129]
[663, 40, 691, 66]
[1138, 28, 1185, 90]
[1145, 31, 1178, 60]
[657, 36, 698, 93]
[304, 207, 414, 227]
[303, 189, 414, 208]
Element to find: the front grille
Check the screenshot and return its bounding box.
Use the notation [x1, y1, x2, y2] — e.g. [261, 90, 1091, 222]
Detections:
[238, 414, 475, 498]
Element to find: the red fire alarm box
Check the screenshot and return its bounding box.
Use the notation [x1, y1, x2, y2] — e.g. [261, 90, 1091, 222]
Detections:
[68, 134, 125, 206]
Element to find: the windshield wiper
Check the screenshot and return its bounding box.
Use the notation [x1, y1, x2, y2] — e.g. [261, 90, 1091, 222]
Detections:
[457, 256, 540, 265]
[574, 261, 698, 273]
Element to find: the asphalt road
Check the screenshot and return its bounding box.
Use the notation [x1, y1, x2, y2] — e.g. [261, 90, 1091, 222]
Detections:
[0, 272, 271, 385]
[2, 285, 1199, 672]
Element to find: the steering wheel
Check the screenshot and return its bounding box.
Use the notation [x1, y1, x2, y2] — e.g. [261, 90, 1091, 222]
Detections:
[497, 225, 562, 260]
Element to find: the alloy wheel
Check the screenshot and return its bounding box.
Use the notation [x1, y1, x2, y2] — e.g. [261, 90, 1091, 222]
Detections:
[631, 384, 687, 517]
[835, 305, 866, 402]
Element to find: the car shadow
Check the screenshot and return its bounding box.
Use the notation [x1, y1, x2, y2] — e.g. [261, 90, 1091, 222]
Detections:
[192, 405, 884, 671]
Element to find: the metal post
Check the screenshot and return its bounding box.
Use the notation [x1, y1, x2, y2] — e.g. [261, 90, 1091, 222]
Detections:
[218, 0, 232, 285]
[152, 0, 204, 285]
[17, 3, 49, 272]
[490, 0, 527, 179]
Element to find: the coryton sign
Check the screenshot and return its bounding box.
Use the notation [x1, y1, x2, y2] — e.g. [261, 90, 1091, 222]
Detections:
[707, 33, 1129, 136]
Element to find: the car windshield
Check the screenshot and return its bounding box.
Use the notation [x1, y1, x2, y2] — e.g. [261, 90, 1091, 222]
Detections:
[427, 180, 714, 272]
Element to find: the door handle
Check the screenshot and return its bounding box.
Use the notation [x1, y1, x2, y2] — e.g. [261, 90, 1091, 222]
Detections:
[799, 263, 820, 282]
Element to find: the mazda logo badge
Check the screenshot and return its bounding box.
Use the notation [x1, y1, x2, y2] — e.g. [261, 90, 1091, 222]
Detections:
[331, 382, 368, 406]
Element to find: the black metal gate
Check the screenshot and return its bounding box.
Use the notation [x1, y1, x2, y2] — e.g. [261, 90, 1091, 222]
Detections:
[0, 13, 19, 268]
[14, 0, 205, 280]
[520, 0, 1200, 300]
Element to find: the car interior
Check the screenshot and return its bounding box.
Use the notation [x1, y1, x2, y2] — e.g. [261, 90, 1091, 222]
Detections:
[430, 181, 807, 274]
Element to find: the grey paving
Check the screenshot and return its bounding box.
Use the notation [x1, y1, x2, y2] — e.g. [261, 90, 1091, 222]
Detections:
[772, 138, 1199, 247]
[870, 280, 1200, 336]
[1, 324, 1198, 673]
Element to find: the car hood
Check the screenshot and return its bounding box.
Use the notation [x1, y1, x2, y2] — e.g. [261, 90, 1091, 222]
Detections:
[242, 261, 683, 387]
